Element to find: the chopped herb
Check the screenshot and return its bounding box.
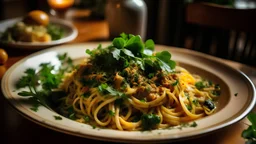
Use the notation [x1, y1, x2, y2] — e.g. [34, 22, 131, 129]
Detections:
[98, 83, 127, 98]
[215, 84, 220, 90]
[234, 93, 238, 96]
[83, 116, 90, 122]
[171, 79, 179, 86]
[92, 125, 96, 129]
[108, 110, 115, 116]
[54, 115, 62, 120]
[30, 103, 39, 112]
[195, 81, 205, 90]
[204, 99, 215, 110]
[212, 90, 221, 96]
[190, 122, 197, 127]
[208, 81, 213, 86]
[141, 114, 161, 130]
[140, 98, 146, 102]
[69, 113, 76, 120]
[242, 112, 256, 143]
[15, 53, 73, 110]
[175, 122, 198, 130]
[134, 74, 139, 82]
[186, 105, 192, 111]
[148, 73, 154, 78]
[192, 99, 199, 106]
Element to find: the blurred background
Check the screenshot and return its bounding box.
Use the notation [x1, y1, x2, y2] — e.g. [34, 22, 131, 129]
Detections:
[0, 0, 256, 66]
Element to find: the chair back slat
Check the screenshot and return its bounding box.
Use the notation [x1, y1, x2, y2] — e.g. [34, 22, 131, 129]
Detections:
[185, 2, 256, 65]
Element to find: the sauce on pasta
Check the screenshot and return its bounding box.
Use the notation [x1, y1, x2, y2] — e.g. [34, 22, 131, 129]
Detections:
[57, 34, 221, 131]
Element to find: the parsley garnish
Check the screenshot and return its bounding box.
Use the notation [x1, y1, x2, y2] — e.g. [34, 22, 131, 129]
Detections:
[30, 102, 39, 112]
[141, 114, 161, 130]
[98, 83, 127, 99]
[192, 99, 199, 106]
[140, 98, 146, 102]
[172, 79, 179, 86]
[195, 81, 205, 90]
[190, 122, 197, 127]
[204, 99, 215, 110]
[108, 110, 115, 116]
[242, 113, 256, 143]
[83, 116, 90, 122]
[53, 115, 62, 120]
[186, 105, 192, 111]
[177, 122, 198, 130]
[15, 53, 73, 111]
[69, 113, 76, 120]
[86, 33, 176, 73]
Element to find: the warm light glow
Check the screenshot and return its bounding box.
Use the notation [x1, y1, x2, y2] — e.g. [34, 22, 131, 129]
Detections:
[116, 4, 121, 8]
[48, 0, 74, 10]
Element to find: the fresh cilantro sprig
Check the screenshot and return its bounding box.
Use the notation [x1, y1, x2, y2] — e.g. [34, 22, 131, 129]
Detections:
[15, 53, 73, 110]
[86, 33, 176, 73]
[242, 112, 256, 144]
[98, 83, 127, 99]
[141, 113, 161, 130]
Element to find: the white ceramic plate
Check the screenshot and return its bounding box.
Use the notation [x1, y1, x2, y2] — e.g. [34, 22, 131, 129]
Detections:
[2, 42, 256, 143]
[0, 17, 78, 50]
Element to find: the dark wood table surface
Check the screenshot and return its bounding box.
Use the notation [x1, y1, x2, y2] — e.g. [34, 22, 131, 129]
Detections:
[1, 10, 256, 144]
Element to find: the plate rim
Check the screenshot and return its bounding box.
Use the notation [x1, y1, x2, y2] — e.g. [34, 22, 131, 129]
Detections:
[2, 42, 256, 142]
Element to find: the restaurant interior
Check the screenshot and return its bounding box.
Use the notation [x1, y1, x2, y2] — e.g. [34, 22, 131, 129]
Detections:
[1, 0, 256, 65]
[1, 0, 256, 144]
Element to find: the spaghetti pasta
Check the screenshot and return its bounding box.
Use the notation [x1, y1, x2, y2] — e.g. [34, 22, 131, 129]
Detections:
[57, 34, 221, 131]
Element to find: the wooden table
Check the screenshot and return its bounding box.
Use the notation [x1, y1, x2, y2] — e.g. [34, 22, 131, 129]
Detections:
[1, 12, 256, 144]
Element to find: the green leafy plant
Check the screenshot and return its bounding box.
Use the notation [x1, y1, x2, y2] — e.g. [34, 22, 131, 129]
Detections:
[242, 112, 256, 144]
[15, 53, 74, 110]
[86, 33, 176, 74]
[47, 24, 64, 40]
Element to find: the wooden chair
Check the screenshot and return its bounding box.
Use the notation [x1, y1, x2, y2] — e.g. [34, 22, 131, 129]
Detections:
[185, 2, 256, 65]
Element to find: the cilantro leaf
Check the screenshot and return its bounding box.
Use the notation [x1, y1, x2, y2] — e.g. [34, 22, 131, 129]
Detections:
[195, 81, 205, 90]
[141, 114, 161, 130]
[113, 37, 126, 49]
[125, 35, 144, 56]
[145, 39, 155, 51]
[83, 115, 90, 122]
[98, 83, 126, 98]
[248, 113, 256, 130]
[18, 91, 34, 96]
[111, 48, 121, 60]
[54, 115, 62, 120]
[108, 110, 115, 116]
[156, 51, 176, 71]
[122, 49, 135, 57]
[190, 122, 197, 127]
[156, 51, 172, 62]
[172, 79, 179, 86]
[15, 53, 73, 111]
[204, 99, 215, 110]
